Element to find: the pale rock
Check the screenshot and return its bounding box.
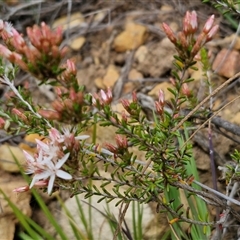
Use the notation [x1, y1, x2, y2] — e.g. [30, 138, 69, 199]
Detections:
[148, 82, 173, 101]
[0, 173, 31, 222]
[5, 0, 19, 5]
[135, 45, 148, 63]
[232, 112, 240, 125]
[137, 38, 175, 77]
[102, 64, 119, 88]
[0, 144, 26, 172]
[212, 48, 240, 78]
[225, 34, 240, 50]
[93, 56, 100, 65]
[93, 11, 106, 22]
[169, 22, 179, 32]
[52, 12, 85, 31]
[113, 21, 147, 52]
[0, 174, 31, 240]
[213, 34, 240, 50]
[19, 133, 43, 154]
[123, 82, 136, 94]
[122, 69, 143, 93]
[193, 147, 211, 171]
[60, 171, 154, 239]
[0, 216, 15, 240]
[144, 213, 169, 239]
[128, 69, 143, 81]
[94, 77, 105, 89]
[70, 37, 86, 51]
[77, 65, 101, 91]
[111, 103, 128, 120]
[160, 4, 173, 11]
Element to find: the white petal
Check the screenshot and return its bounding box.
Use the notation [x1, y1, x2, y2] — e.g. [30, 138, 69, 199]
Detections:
[56, 169, 72, 180]
[30, 171, 51, 188]
[36, 139, 49, 152]
[41, 155, 52, 165]
[45, 159, 55, 170]
[49, 128, 62, 143]
[29, 175, 38, 188]
[38, 149, 43, 162]
[56, 152, 70, 169]
[23, 150, 35, 163]
[35, 171, 51, 181]
[47, 175, 55, 194]
[75, 135, 89, 141]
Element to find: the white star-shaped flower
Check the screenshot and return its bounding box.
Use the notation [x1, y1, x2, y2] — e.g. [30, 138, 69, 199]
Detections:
[29, 152, 72, 194]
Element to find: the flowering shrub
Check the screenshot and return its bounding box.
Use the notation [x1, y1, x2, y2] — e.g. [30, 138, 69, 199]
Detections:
[0, 10, 239, 238]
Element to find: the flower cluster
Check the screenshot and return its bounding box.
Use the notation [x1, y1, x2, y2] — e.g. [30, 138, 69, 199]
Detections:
[39, 86, 84, 122]
[15, 128, 89, 194]
[92, 88, 113, 106]
[0, 20, 67, 80]
[162, 11, 219, 63]
[155, 89, 165, 116]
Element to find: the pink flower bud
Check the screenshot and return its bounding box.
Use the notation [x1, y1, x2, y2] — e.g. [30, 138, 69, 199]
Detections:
[66, 59, 76, 75]
[162, 23, 177, 44]
[63, 99, 74, 110]
[189, 11, 198, 33]
[191, 33, 205, 57]
[52, 100, 64, 112]
[27, 26, 41, 49]
[206, 25, 219, 41]
[181, 83, 191, 96]
[183, 11, 198, 35]
[100, 88, 112, 105]
[51, 45, 60, 58]
[60, 46, 68, 58]
[121, 110, 128, 123]
[12, 108, 28, 122]
[121, 99, 130, 111]
[115, 135, 128, 149]
[55, 87, 63, 96]
[0, 44, 12, 58]
[178, 32, 188, 49]
[183, 11, 191, 34]
[11, 29, 25, 50]
[169, 77, 176, 86]
[155, 101, 163, 115]
[13, 186, 30, 193]
[12, 53, 28, 71]
[40, 22, 51, 39]
[91, 94, 98, 106]
[105, 143, 117, 153]
[0, 117, 5, 129]
[0, 20, 3, 31]
[56, 27, 63, 44]
[203, 15, 215, 34]
[158, 89, 165, 106]
[76, 92, 83, 104]
[110, 116, 118, 125]
[132, 91, 138, 103]
[69, 88, 77, 101]
[34, 180, 48, 187]
[38, 109, 61, 120]
[42, 40, 50, 53]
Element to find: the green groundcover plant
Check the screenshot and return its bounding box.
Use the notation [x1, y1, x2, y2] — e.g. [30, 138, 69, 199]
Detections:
[1, 5, 240, 239]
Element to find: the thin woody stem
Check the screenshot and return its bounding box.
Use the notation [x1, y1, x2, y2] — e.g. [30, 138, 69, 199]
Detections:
[172, 71, 240, 132]
[0, 75, 52, 128]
